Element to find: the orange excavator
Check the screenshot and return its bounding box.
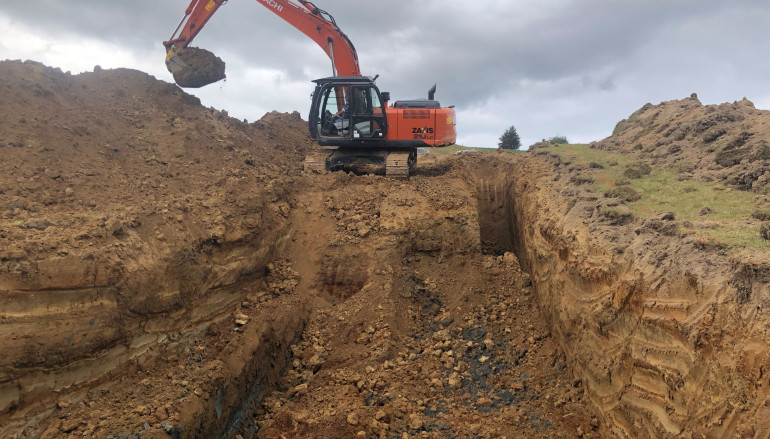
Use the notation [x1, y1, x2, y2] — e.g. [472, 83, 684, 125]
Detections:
[164, 0, 456, 178]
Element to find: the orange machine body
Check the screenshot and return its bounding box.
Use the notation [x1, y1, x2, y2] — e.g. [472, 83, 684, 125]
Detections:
[166, 1, 459, 151]
[385, 106, 456, 147]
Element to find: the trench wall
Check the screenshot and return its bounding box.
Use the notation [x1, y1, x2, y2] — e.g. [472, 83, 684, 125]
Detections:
[494, 159, 770, 438]
[0, 187, 298, 437]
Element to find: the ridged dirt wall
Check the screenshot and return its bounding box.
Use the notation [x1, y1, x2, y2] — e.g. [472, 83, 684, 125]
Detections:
[506, 158, 770, 438]
[0, 179, 297, 434]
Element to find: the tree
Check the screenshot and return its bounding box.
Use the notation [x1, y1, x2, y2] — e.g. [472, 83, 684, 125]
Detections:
[498, 125, 521, 150]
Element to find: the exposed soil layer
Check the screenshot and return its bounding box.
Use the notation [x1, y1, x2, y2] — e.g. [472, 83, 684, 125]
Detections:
[0, 60, 315, 437]
[5, 60, 770, 439]
[520, 97, 770, 437]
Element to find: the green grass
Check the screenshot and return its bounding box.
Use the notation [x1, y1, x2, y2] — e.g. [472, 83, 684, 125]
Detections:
[429, 144, 523, 155]
[428, 144, 469, 155]
[696, 226, 769, 249]
[535, 143, 769, 250]
[629, 170, 754, 221]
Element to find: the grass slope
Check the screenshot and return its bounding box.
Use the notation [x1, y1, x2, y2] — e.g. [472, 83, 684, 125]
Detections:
[536, 144, 768, 250]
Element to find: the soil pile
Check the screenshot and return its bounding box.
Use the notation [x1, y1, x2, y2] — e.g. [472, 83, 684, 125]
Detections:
[594, 94, 770, 191]
[0, 60, 315, 437]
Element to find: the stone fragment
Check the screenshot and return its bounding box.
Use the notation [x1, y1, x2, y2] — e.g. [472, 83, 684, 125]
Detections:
[408, 413, 423, 430]
[60, 418, 83, 433]
[476, 397, 493, 408]
[234, 313, 250, 326]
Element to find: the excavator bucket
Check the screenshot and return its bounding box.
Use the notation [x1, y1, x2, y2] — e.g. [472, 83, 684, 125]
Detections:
[165, 47, 226, 88]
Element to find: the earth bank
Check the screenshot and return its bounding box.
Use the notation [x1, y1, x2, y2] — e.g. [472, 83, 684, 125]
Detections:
[3, 61, 770, 438]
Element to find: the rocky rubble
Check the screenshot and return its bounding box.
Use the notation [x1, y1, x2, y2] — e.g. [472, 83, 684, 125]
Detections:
[252, 184, 598, 439]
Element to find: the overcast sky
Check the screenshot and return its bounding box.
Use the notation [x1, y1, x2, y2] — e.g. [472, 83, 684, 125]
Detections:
[1, 0, 769, 148]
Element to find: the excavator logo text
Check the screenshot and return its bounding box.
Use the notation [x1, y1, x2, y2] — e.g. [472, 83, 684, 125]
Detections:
[261, 0, 284, 12]
[412, 127, 434, 140]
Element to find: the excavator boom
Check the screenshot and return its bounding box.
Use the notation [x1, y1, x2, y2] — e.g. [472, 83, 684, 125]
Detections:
[164, 0, 360, 87]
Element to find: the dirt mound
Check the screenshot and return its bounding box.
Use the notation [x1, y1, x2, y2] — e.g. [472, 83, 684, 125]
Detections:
[592, 93, 770, 191]
[0, 60, 600, 439]
[0, 60, 315, 436]
[166, 47, 226, 88]
[0, 59, 312, 266]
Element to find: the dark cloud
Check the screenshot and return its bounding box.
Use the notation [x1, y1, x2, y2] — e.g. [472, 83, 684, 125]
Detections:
[3, 0, 770, 147]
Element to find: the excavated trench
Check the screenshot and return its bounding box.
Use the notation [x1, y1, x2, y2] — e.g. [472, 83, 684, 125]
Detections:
[205, 165, 598, 438]
[8, 155, 761, 438]
[1, 160, 609, 439]
[91, 162, 599, 439]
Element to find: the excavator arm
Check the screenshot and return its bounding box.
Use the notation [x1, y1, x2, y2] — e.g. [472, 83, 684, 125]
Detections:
[164, 0, 361, 87]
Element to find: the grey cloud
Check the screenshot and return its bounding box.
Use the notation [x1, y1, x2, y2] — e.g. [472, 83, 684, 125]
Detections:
[3, 0, 770, 147]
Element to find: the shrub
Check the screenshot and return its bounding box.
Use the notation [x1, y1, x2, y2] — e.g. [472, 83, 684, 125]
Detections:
[757, 144, 770, 160]
[570, 175, 594, 185]
[600, 206, 634, 225]
[752, 210, 770, 221]
[703, 128, 726, 143]
[715, 147, 749, 167]
[605, 186, 642, 202]
[548, 135, 568, 145]
[761, 223, 770, 240]
[623, 163, 652, 179]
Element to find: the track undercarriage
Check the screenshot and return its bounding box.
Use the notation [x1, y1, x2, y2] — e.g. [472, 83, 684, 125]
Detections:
[303, 147, 417, 179]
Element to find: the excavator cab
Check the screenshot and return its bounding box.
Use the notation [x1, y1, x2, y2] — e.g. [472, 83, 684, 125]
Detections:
[309, 77, 388, 146]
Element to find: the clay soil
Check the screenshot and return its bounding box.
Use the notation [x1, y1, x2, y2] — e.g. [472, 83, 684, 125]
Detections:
[0, 61, 600, 439]
[6, 60, 770, 439]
